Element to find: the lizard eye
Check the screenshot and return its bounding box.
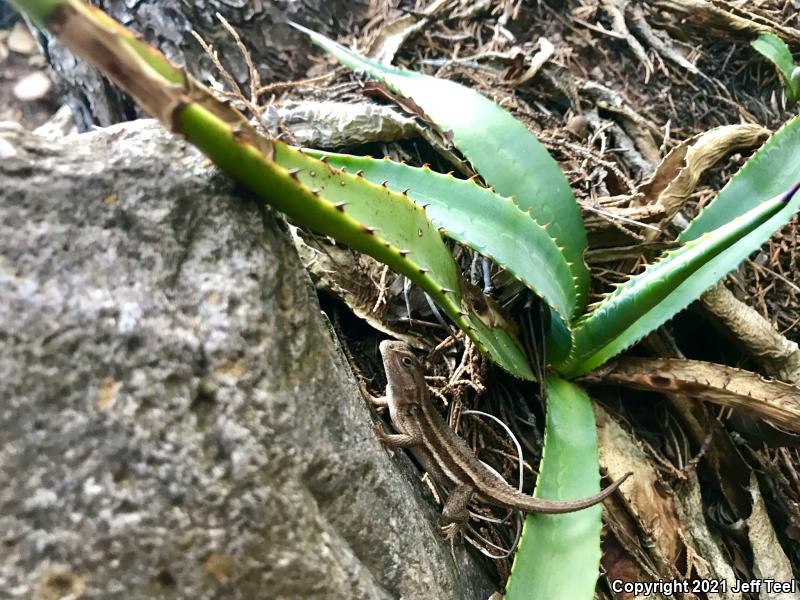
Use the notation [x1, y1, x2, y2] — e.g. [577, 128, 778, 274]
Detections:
[401, 356, 414, 367]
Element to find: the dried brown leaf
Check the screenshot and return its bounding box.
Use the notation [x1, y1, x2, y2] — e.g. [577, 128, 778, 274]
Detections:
[585, 357, 800, 433]
[746, 474, 800, 600]
[652, 0, 800, 43]
[636, 124, 769, 223]
[596, 406, 688, 578]
[702, 283, 800, 385]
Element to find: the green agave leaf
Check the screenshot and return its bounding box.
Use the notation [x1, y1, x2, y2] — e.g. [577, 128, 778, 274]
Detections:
[682, 116, 800, 240]
[187, 119, 536, 379]
[506, 378, 603, 600]
[291, 23, 591, 312]
[14, 0, 535, 380]
[559, 183, 800, 377]
[750, 33, 800, 103]
[307, 150, 576, 360]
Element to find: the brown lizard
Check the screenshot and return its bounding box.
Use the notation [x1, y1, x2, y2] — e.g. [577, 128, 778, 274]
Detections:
[371, 340, 631, 524]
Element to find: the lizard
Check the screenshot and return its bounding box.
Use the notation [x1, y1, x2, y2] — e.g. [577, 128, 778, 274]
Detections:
[370, 339, 632, 525]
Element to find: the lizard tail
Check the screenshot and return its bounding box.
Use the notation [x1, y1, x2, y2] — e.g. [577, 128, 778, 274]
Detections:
[519, 471, 633, 514]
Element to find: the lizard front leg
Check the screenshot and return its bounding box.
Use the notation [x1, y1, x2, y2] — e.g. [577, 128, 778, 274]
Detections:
[368, 395, 390, 408]
[359, 380, 389, 413]
[374, 422, 420, 448]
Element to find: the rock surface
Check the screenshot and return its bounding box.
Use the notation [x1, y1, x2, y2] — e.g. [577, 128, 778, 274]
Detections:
[39, 0, 367, 130]
[0, 119, 495, 599]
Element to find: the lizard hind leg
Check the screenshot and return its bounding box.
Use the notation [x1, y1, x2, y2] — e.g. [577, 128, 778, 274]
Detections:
[441, 483, 474, 525]
[440, 484, 474, 567]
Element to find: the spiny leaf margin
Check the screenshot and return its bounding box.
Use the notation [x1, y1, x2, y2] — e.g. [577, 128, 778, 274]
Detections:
[560, 183, 800, 377]
[15, 0, 535, 380]
[307, 150, 577, 350]
[681, 116, 800, 240]
[291, 22, 591, 313]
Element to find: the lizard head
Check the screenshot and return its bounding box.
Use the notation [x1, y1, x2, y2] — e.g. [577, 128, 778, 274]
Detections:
[379, 340, 426, 411]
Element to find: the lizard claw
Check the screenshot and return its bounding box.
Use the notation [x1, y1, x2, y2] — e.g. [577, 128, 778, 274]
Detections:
[440, 522, 465, 568]
[359, 381, 388, 413]
[440, 521, 466, 542]
[373, 422, 391, 443]
[373, 422, 399, 457]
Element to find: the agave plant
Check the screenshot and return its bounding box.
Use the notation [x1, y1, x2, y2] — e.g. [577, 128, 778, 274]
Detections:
[751, 32, 800, 104]
[11, 1, 800, 598]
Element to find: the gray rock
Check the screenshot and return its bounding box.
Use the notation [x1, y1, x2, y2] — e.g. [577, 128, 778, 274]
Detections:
[0, 120, 495, 600]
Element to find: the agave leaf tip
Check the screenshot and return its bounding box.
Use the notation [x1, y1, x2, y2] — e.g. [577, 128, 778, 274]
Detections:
[782, 181, 800, 202]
